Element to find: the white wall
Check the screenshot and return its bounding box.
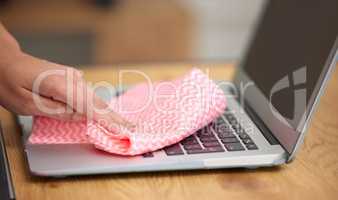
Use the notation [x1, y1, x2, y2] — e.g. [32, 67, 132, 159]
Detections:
[182, 0, 266, 61]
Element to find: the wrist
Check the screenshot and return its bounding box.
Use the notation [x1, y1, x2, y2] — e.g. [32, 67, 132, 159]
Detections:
[0, 25, 23, 69]
[0, 49, 26, 70]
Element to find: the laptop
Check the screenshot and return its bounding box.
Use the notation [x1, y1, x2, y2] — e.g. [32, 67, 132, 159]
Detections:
[17, 0, 338, 177]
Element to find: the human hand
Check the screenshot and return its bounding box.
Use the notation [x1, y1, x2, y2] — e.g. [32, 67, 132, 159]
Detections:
[0, 22, 133, 129]
[0, 53, 134, 129]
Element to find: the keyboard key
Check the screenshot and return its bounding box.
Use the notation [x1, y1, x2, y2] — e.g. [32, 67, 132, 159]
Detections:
[184, 135, 196, 141]
[242, 138, 254, 144]
[181, 140, 199, 145]
[164, 144, 184, 156]
[196, 131, 213, 137]
[224, 113, 246, 133]
[217, 132, 236, 138]
[238, 133, 250, 140]
[224, 143, 245, 151]
[142, 152, 154, 158]
[221, 137, 239, 143]
[197, 127, 214, 136]
[181, 137, 199, 145]
[246, 143, 258, 150]
[199, 137, 218, 143]
[216, 117, 225, 124]
[166, 144, 183, 149]
[202, 141, 222, 148]
[235, 127, 246, 135]
[214, 125, 232, 132]
[215, 117, 227, 125]
[198, 133, 216, 138]
[224, 114, 236, 121]
[186, 149, 208, 154]
[227, 119, 238, 126]
[183, 144, 203, 150]
[215, 120, 230, 128]
[215, 126, 232, 133]
[229, 121, 241, 129]
[204, 146, 225, 153]
[186, 146, 224, 154]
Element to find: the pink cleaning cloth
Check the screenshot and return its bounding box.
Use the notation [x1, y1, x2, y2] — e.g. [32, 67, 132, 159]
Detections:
[29, 68, 227, 155]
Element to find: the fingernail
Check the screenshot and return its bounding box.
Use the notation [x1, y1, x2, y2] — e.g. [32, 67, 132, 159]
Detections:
[124, 121, 136, 132]
[73, 114, 85, 121]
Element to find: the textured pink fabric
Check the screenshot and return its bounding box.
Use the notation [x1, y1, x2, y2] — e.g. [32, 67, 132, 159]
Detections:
[29, 68, 227, 155]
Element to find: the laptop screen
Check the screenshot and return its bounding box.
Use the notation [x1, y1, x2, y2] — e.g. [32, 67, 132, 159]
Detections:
[240, 0, 338, 153]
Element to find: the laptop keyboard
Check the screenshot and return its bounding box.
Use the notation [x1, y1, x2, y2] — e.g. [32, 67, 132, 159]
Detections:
[143, 109, 258, 158]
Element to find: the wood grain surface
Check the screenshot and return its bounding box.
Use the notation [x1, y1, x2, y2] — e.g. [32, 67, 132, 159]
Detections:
[1, 63, 337, 200]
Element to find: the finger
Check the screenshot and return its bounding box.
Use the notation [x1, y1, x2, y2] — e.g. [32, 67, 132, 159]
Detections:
[20, 88, 85, 121]
[90, 93, 135, 129]
[36, 67, 84, 107]
[35, 68, 134, 128]
[64, 74, 134, 128]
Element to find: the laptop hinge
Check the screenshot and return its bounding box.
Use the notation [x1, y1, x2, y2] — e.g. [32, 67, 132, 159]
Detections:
[243, 100, 291, 160]
[243, 100, 281, 146]
[229, 81, 290, 158]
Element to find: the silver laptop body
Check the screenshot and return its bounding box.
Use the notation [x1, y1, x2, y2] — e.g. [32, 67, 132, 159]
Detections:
[17, 0, 338, 177]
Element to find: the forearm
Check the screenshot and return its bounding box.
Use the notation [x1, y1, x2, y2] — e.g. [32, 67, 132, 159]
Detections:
[0, 23, 23, 66]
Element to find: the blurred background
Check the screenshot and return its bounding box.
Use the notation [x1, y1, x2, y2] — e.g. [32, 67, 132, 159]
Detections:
[0, 0, 266, 67]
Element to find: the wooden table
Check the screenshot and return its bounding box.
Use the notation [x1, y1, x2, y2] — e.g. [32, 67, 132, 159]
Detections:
[1, 64, 338, 200]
